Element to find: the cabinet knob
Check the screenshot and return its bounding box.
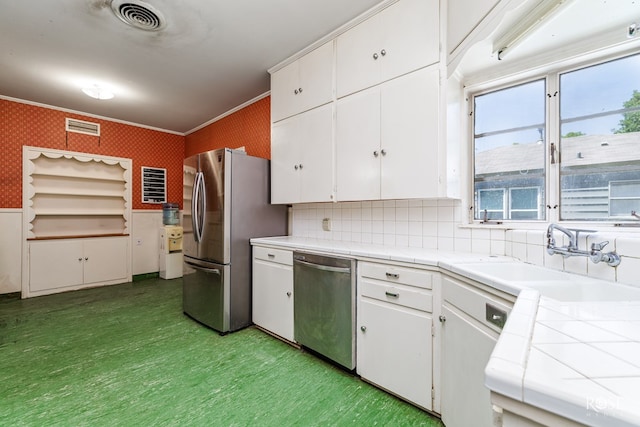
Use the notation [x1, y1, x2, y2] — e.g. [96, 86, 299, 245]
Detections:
[298, 164, 303, 170]
[381, 49, 386, 56]
[78, 258, 83, 262]
[286, 291, 292, 297]
[381, 149, 387, 156]
[439, 315, 446, 323]
[294, 164, 299, 170]
[373, 150, 379, 157]
[294, 89, 299, 95]
[298, 87, 303, 93]
[372, 52, 379, 60]
[360, 326, 367, 332]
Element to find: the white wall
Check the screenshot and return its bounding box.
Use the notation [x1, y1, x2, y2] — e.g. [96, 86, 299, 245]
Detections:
[0, 210, 23, 294]
[131, 210, 164, 276]
[0, 210, 166, 294]
[291, 200, 640, 287]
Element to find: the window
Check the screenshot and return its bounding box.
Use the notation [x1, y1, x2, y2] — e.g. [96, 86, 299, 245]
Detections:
[473, 80, 546, 221]
[477, 188, 505, 220]
[609, 180, 640, 217]
[472, 52, 640, 222]
[559, 54, 640, 221]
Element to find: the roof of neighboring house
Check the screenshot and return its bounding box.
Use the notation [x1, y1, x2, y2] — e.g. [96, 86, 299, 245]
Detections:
[475, 133, 640, 176]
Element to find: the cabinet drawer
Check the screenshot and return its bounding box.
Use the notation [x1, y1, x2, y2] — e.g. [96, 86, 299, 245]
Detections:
[361, 279, 432, 312]
[442, 275, 512, 332]
[253, 246, 293, 266]
[359, 262, 433, 289]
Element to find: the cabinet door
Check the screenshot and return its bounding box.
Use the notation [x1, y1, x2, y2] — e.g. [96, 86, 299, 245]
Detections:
[358, 297, 433, 410]
[271, 116, 302, 204]
[271, 41, 334, 122]
[252, 258, 294, 342]
[83, 237, 128, 284]
[336, 86, 381, 201]
[336, 0, 439, 98]
[380, 66, 440, 199]
[29, 240, 84, 292]
[271, 60, 300, 122]
[336, 10, 383, 98]
[441, 305, 497, 427]
[297, 41, 334, 115]
[379, 0, 439, 84]
[298, 103, 334, 203]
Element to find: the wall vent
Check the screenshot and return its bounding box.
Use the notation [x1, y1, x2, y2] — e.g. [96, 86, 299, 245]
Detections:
[66, 118, 101, 136]
[141, 166, 167, 204]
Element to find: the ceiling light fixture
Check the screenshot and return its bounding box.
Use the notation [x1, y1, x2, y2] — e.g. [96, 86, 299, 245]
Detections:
[493, 0, 574, 60]
[82, 85, 115, 100]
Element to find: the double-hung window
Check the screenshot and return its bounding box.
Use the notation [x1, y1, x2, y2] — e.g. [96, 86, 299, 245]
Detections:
[472, 52, 640, 223]
[473, 80, 546, 221]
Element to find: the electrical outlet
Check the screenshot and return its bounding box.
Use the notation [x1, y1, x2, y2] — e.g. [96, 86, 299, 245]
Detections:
[136, 238, 143, 246]
[322, 218, 331, 231]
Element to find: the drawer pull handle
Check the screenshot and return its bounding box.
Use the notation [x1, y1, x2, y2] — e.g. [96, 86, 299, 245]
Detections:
[360, 326, 367, 332]
[385, 291, 399, 298]
[385, 272, 399, 279]
[267, 253, 275, 258]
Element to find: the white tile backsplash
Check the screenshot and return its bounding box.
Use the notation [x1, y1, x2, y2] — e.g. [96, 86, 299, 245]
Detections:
[290, 200, 640, 287]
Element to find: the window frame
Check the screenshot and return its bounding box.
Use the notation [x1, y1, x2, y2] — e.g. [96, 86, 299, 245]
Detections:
[467, 49, 640, 227]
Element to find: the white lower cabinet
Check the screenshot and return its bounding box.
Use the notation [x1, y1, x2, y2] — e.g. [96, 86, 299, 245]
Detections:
[28, 236, 130, 297]
[252, 245, 294, 342]
[440, 274, 515, 427]
[357, 261, 435, 411]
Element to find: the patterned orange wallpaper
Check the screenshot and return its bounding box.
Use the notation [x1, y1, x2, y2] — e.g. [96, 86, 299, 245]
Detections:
[0, 99, 185, 210]
[185, 96, 271, 159]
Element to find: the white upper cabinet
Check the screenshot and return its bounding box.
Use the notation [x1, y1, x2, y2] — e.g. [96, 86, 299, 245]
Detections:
[271, 41, 334, 123]
[271, 103, 334, 204]
[446, 0, 500, 57]
[336, 0, 439, 98]
[336, 65, 440, 201]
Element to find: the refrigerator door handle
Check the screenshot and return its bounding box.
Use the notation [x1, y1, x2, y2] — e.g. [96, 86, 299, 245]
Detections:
[185, 259, 221, 275]
[192, 172, 206, 243]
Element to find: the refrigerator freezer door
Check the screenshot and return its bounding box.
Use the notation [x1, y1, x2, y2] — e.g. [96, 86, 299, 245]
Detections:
[182, 257, 229, 332]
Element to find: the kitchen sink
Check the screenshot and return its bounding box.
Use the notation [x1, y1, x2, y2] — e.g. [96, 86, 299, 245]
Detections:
[453, 262, 640, 302]
[456, 262, 571, 282]
[529, 280, 640, 302]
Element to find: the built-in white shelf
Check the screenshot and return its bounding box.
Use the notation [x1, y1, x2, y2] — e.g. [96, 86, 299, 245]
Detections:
[23, 147, 131, 240]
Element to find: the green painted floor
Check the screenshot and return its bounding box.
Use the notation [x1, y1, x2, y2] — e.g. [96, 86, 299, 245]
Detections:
[0, 278, 444, 426]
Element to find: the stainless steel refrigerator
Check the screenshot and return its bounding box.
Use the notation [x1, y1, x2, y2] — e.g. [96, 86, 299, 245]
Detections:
[182, 148, 287, 333]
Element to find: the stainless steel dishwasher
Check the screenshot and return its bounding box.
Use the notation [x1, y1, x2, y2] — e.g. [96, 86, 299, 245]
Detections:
[293, 252, 356, 370]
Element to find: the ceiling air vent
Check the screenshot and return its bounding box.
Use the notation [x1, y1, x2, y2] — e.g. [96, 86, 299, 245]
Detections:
[66, 118, 100, 136]
[110, 0, 166, 32]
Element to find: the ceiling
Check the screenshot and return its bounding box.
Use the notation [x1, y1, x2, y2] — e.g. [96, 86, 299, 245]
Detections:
[457, 0, 640, 82]
[0, 0, 383, 134]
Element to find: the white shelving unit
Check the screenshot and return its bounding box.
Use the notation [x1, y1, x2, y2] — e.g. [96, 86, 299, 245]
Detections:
[22, 146, 132, 298]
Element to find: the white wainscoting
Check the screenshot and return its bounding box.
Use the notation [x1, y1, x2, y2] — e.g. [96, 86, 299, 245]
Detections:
[0, 209, 23, 294]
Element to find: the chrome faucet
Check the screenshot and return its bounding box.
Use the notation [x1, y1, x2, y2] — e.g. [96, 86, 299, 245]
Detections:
[546, 223, 621, 267]
[546, 223, 579, 253]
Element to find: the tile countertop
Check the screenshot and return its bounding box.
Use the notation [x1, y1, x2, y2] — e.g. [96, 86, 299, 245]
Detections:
[252, 236, 640, 427]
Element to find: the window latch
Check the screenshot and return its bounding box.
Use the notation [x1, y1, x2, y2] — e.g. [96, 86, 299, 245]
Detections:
[550, 142, 557, 164]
